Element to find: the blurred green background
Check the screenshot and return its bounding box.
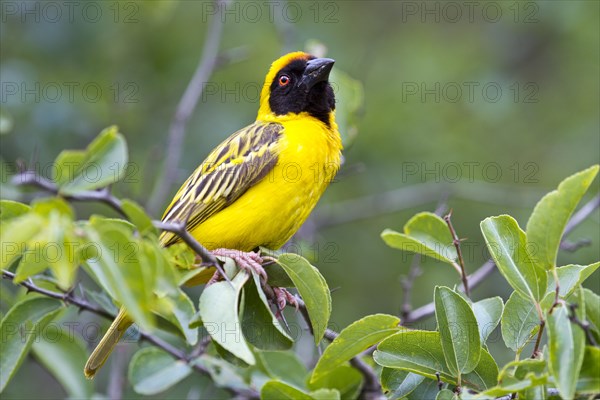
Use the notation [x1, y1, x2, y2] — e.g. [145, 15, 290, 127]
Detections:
[1, 1, 599, 398]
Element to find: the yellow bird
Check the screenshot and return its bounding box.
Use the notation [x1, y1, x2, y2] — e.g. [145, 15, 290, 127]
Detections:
[84, 51, 342, 378]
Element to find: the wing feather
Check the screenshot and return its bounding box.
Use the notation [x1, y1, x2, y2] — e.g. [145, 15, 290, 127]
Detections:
[159, 122, 282, 246]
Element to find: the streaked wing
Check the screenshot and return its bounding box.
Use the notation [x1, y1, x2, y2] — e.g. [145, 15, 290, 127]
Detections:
[159, 122, 283, 246]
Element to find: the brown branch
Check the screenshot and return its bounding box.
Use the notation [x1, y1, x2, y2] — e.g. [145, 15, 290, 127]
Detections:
[1, 270, 258, 398]
[147, 0, 226, 215]
[444, 210, 470, 297]
[13, 170, 231, 287]
[13, 173, 126, 219]
[569, 303, 598, 347]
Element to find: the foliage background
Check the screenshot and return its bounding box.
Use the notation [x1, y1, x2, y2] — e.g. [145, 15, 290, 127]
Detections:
[1, 1, 599, 398]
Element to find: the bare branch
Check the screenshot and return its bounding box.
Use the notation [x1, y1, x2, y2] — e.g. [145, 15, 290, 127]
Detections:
[13, 173, 126, 218]
[148, 0, 226, 215]
[444, 210, 470, 297]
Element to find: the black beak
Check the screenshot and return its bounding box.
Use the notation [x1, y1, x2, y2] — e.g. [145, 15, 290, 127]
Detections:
[298, 58, 335, 91]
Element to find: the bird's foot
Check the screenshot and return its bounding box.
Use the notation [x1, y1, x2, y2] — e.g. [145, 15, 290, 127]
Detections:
[207, 248, 267, 284]
[273, 287, 298, 311]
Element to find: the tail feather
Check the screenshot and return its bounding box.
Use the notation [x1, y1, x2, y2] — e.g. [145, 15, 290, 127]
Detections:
[84, 308, 133, 379]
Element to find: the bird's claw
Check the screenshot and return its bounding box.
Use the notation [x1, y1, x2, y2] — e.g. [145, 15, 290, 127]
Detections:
[273, 287, 298, 311]
[206, 248, 268, 284]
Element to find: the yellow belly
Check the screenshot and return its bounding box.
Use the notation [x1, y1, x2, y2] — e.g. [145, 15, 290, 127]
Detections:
[189, 117, 341, 251]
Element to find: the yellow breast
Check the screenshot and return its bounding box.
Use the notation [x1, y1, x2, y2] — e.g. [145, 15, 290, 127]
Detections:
[190, 114, 342, 251]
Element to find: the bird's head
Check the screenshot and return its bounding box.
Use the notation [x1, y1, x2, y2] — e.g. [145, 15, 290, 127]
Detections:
[257, 52, 336, 127]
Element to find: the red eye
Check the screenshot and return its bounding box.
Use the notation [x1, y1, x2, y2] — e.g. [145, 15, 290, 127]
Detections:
[278, 75, 290, 86]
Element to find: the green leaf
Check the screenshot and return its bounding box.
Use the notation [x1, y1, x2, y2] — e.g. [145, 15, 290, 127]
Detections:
[193, 355, 248, 391]
[31, 327, 93, 398]
[480, 215, 546, 302]
[310, 388, 340, 400]
[374, 331, 498, 391]
[547, 303, 585, 399]
[276, 253, 331, 344]
[0, 200, 30, 221]
[406, 378, 440, 400]
[311, 313, 400, 382]
[128, 347, 192, 395]
[242, 272, 293, 350]
[580, 288, 600, 339]
[472, 297, 503, 345]
[548, 262, 600, 298]
[436, 389, 456, 400]
[308, 365, 362, 400]
[59, 126, 128, 195]
[526, 165, 599, 270]
[52, 150, 85, 186]
[199, 270, 255, 365]
[83, 219, 155, 330]
[0, 212, 44, 270]
[264, 261, 295, 287]
[480, 359, 547, 397]
[501, 291, 541, 352]
[260, 351, 308, 388]
[381, 212, 457, 265]
[261, 380, 313, 400]
[0, 297, 64, 391]
[154, 288, 198, 345]
[434, 286, 481, 377]
[122, 199, 156, 234]
[577, 346, 600, 394]
[380, 369, 424, 399]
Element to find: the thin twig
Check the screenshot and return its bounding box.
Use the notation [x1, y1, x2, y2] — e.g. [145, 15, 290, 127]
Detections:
[152, 220, 231, 286]
[404, 195, 599, 324]
[148, 0, 225, 215]
[13, 173, 126, 218]
[531, 320, 545, 359]
[568, 303, 598, 347]
[1, 270, 258, 398]
[444, 210, 470, 297]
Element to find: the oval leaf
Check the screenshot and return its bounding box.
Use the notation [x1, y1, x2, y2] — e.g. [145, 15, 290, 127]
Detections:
[199, 270, 254, 365]
[311, 313, 400, 382]
[547, 303, 586, 400]
[435, 286, 481, 376]
[0, 297, 64, 391]
[472, 297, 503, 345]
[526, 165, 599, 270]
[59, 126, 128, 195]
[480, 215, 546, 302]
[548, 262, 600, 299]
[241, 272, 293, 350]
[276, 253, 331, 344]
[261, 380, 313, 400]
[128, 347, 192, 395]
[501, 291, 541, 352]
[31, 327, 93, 398]
[374, 331, 498, 391]
[380, 369, 424, 399]
[381, 212, 457, 265]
